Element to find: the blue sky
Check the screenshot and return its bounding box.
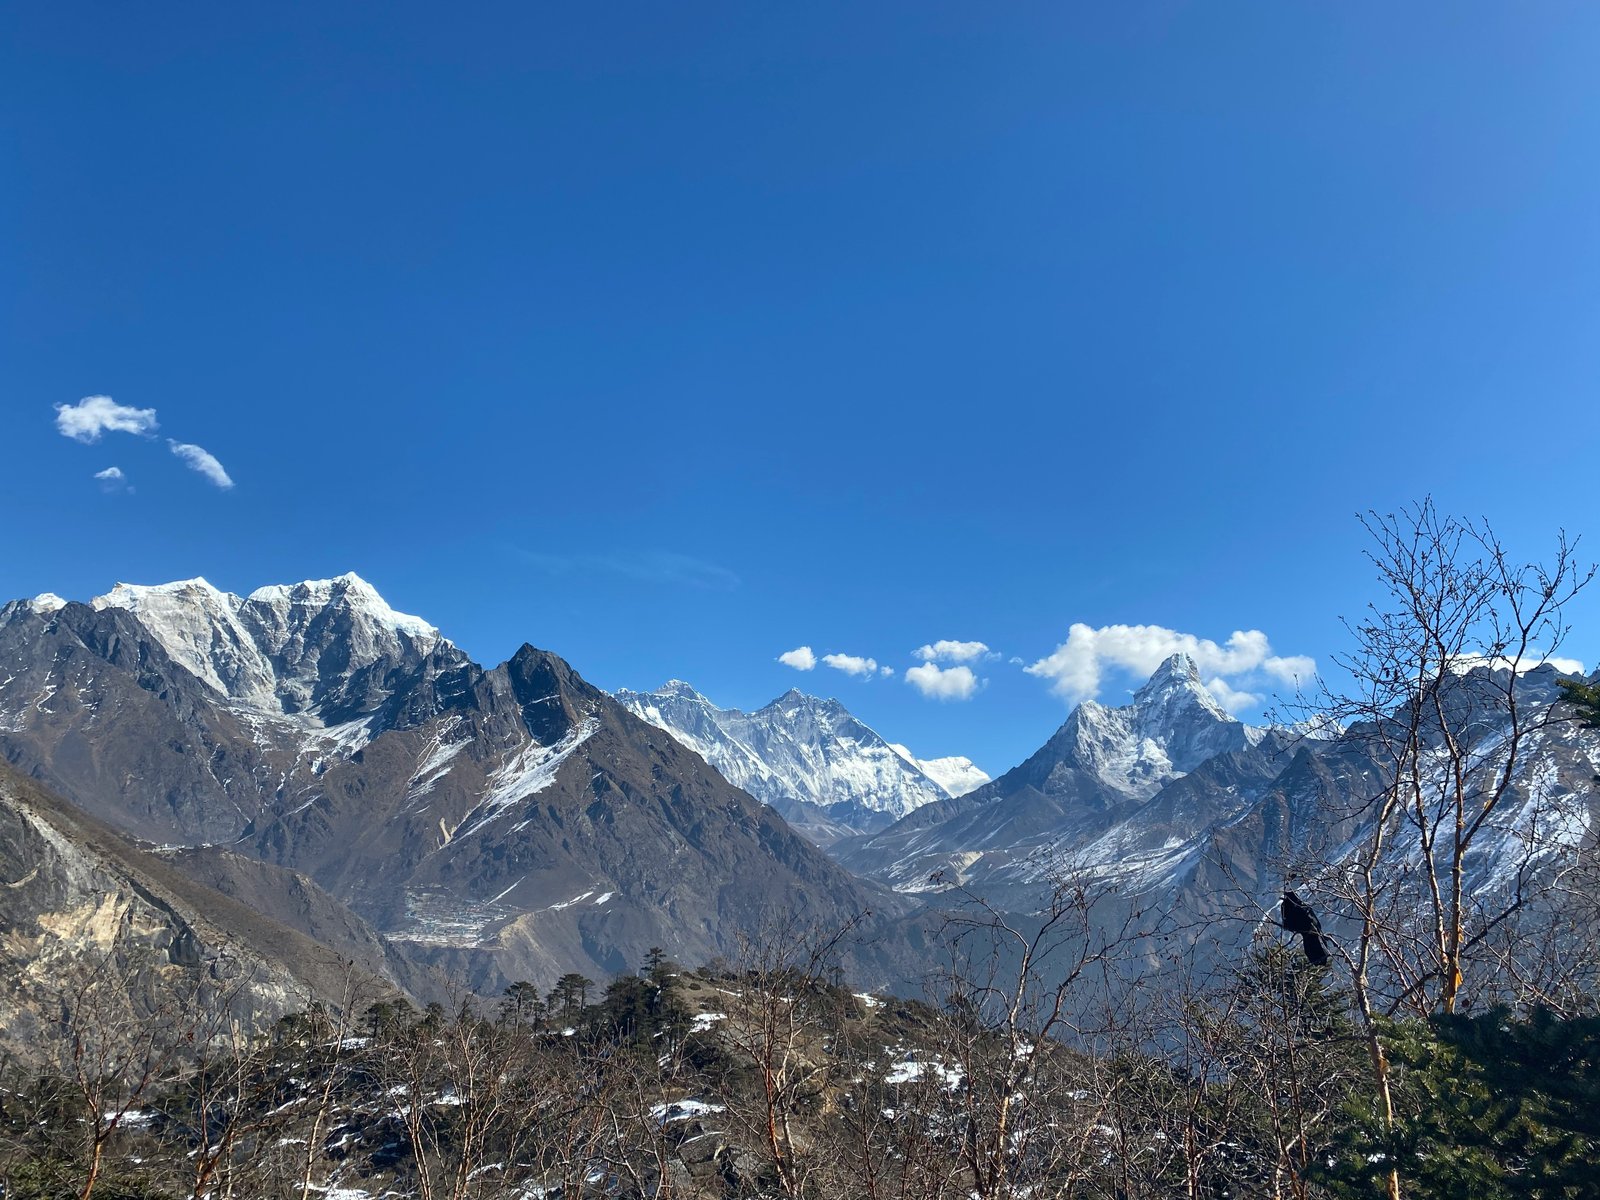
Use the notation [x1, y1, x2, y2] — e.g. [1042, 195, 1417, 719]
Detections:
[5, 4, 1600, 774]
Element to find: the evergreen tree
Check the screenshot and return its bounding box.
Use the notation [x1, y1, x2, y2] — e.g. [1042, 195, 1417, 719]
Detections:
[1557, 676, 1600, 730]
[498, 981, 546, 1026]
[1318, 1008, 1600, 1199]
[547, 973, 594, 1023]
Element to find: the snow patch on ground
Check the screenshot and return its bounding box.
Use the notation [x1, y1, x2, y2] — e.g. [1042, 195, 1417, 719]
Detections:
[651, 1098, 726, 1124]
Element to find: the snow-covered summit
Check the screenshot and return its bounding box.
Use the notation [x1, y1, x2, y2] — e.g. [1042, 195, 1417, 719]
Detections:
[247, 572, 438, 640]
[888, 745, 990, 798]
[85, 573, 445, 723]
[615, 679, 986, 842]
[1054, 653, 1249, 799]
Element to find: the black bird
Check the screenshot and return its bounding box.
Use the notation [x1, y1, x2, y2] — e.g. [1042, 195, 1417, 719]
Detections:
[1280, 890, 1332, 966]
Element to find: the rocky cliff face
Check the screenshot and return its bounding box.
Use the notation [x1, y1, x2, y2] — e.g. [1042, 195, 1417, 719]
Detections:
[0, 761, 389, 1064]
[0, 580, 907, 997]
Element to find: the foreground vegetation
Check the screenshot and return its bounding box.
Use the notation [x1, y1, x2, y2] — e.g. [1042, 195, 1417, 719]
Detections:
[2, 929, 1597, 1200]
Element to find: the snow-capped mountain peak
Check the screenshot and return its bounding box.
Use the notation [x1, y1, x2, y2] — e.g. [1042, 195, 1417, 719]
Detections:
[615, 680, 987, 842]
[246, 572, 439, 641]
[85, 574, 446, 724]
[1130, 652, 1232, 730]
[888, 744, 990, 797]
[1051, 653, 1248, 799]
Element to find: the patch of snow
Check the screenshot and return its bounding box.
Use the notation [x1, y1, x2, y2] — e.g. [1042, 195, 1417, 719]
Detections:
[884, 1058, 964, 1089]
[460, 718, 599, 837]
[651, 1099, 726, 1124]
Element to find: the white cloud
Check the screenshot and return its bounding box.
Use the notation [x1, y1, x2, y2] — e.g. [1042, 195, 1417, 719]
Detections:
[914, 639, 992, 664]
[905, 662, 981, 701]
[822, 653, 879, 679]
[778, 646, 817, 671]
[879, 665, 895, 678]
[54, 395, 158, 443]
[1204, 677, 1260, 714]
[167, 440, 234, 489]
[1025, 622, 1316, 707]
[93, 466, 131, 494]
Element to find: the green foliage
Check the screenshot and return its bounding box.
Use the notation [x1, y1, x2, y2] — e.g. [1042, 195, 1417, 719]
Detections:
[1557, 676, 1600, 731]
[499, 980, 547, 1026]
[1317, 1008, 1600, 1200]
[546, 972, 594, 1021]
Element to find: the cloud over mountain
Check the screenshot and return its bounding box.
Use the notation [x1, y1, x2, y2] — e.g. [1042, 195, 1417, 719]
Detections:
[914, 639, 992, 664]
[1026, 622, 1315, 707]
[778, 646, 817, 670]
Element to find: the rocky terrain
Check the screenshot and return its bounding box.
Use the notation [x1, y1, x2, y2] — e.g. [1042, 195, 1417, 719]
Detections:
[0, 759, 394, 1064]
[0, 579, 909, 1002]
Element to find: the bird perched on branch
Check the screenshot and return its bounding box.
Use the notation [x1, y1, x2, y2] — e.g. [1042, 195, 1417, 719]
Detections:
[1279, 890, 1331, 966]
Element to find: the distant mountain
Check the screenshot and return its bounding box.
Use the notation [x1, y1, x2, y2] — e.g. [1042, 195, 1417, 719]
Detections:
[0, 578, 908, 995]
[835, 654, 1600, 985]
[833, 654, 1259, 893]
[614, 680, 987, 843]
[888, 744, 991, 799]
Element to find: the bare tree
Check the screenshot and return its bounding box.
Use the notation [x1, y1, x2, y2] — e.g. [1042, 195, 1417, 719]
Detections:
[716, 912, 865, 1197]
[1298, 500, 1593, 1200]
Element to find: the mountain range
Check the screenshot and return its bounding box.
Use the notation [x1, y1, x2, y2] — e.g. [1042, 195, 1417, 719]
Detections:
[615, 680, 987, 843]
[0, 576, 908, 1013]
[2, 574, 1596, 1054]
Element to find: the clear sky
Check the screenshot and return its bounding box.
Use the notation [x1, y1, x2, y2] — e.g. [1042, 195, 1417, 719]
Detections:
[5, 3, 1599, 775]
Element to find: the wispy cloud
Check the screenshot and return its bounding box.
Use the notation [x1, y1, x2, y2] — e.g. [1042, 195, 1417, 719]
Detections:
[778, 646, 817, 671]
[168, 440, 234, 489]
[94, 466, 131, 494]
[54, 396, 235, 489]
[516, 549, 739, 590]
[1025, 622, 1316, 707]
[905, 662, 982, 701]
[55, 396, 158, 443]
[822, 652, 879, 679]
[915, 639, 993, 664]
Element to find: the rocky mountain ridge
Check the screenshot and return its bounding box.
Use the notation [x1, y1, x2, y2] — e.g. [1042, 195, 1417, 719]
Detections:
[614, 679, 987, 843]
[0, 578, 910, 998]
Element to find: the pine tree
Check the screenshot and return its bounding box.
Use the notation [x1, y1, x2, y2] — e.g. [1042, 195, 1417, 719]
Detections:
[1557, 676, 1600, 730]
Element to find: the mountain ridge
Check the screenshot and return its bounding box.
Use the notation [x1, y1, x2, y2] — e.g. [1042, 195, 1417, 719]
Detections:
[615, 678, 987, 844]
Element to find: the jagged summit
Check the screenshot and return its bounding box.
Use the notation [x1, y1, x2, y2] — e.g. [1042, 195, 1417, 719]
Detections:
[72, 574, 448, 722]
[1059, 654, 1243, 798]
[246, 573, 439, 640]
[1128, 651, 1232, 724]
[656, 678, 703, 698]
[615, 679, 987, 843]
[1134, 652, 1206, 697]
